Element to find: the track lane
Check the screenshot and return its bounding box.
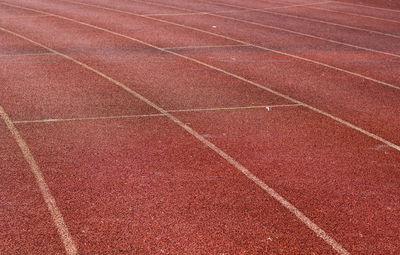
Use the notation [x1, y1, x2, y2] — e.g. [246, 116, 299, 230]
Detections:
[168, 46, 400, 145]
[174, 107, 400, 254]
[14, 117, 339, 254]
[0, 51, 158, 121]
[1, 1, 398, 253]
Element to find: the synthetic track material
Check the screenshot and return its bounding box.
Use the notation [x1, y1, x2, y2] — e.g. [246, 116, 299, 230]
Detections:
[1, 0, 399, 254]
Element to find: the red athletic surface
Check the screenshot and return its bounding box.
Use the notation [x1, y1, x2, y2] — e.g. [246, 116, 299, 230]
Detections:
[1, 0, 399, 254]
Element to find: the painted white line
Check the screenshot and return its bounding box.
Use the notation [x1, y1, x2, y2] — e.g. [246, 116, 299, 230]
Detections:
[13, 104, 301, 124]
[306, 6, 400, 24]
[163, 44, 249, 50]
[257, 1, 334, 10]
[0, 52, 55, 58]
[13, 113, 166, 124]
[143, 11, 209, 17]
[57, 0, 400, 90]
[331, 0, 400, 13]
[169, 103, 302, 112]
[0, 106, 78, 255]
[0, 14, 49, 20]
[0, 26, 350, 255]
[2, 2, 399, 151]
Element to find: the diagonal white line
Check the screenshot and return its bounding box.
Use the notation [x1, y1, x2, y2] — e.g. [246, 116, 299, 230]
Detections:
[12, 104, 301, 124]
[0, 106, 78, 255]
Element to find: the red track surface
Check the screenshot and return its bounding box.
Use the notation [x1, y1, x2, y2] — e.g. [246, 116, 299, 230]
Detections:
[1, 0, 399, 254]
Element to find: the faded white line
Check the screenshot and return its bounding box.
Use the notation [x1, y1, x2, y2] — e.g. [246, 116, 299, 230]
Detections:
[13, 104, 301, 124]
[163, 44, 249, 50]
[169, 103, 301, 112]
[13, 113, 166, 124]
[0, 14, 49, 20]
[143, 11, 209, 17]
[0, 106, 78, 255]
[259, 0, 333, 10]
[0, 52, 55, 58]
[0, 25, 350, 255]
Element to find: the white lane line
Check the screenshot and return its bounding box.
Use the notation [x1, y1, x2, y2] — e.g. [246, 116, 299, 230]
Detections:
[143, 11, 209, 16]
[57, 0, 400, 90]
[0, 106, 78, 255]
[12, 113, 166, 124]
[331, 0, 400, 13]
[169, 103, 302, 112]
[13, 104, 301, 124]
[0, 52, 55, 58]
[306, 6, 400, 24]
[0, 14, 49, 20]
[0, 26, 350, 255]
[163, 44, 249, 50]
[254, 1, 334, 10]
[2, 2, 399, 152]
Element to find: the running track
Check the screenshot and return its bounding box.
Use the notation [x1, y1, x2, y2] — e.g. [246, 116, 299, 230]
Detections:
[0, 0, 399, 254]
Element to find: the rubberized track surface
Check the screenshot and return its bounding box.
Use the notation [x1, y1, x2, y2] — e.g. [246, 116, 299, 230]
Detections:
[0, 0, 399, 254]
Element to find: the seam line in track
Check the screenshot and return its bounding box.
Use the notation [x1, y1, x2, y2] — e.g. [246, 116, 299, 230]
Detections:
[199, 0, 400, 39]
[0, 14, 50, 20]
[0, 106, 78, 255]
[163, 44, 249, 50]
[13, 104, 301, 124]
[0, 52, 55, 58]
[259, 1, 334, 10]
[0, 25, 350, 255]
[57, 0, 400, 90]
[143, 11, 210, 17]
[1, 3, 399, 150]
